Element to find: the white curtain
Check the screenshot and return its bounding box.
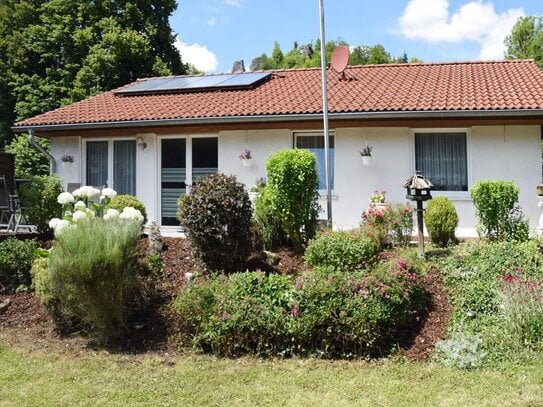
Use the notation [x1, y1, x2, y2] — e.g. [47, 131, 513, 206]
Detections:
[114, 140, 136, 195]
[415, 133, 467, 191]
[86, 141, 108, 188]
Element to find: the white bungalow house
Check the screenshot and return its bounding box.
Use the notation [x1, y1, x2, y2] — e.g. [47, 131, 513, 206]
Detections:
[12, 60, 543, 236]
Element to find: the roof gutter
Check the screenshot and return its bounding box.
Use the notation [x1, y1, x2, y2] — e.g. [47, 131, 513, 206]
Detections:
[28, 129, 57, 174]
[12, 108, 543, 133]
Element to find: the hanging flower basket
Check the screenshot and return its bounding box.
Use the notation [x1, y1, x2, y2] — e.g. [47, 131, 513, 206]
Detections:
[361, 155, 372, 166]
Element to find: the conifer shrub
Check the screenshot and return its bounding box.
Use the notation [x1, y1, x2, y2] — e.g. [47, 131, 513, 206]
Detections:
[304, 229, 379, 271]
[105, 194, 147, 223]
[425, 196, 459, 247]
[48, 219, 141, 342]
[177, 173, 253, 273]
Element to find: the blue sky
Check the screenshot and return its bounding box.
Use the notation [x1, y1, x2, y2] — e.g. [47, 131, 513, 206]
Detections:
[170, 0, 541, 73]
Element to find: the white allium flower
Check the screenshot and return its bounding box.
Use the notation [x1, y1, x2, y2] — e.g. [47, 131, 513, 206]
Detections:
[73, 185, 100, 200]
[74, 200, 86, 210]
[72, 211, 88, 222]
[119, 207, 144, 224]
[103, 208, 120, 221]
[57, 192, 74, 205]
[101, 188, 117, 199]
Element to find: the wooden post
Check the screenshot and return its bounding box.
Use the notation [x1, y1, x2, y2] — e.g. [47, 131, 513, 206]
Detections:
[417, 200, 425, 259]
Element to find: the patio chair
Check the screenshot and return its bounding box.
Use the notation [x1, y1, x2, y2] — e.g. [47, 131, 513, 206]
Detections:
[9, 178, 37, 233]
[0, 176, 11, 230]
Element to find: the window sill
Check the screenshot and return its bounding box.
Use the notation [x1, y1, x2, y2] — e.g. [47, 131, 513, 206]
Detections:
[431, 191, 471, 201]
[318, 190, 338, 199]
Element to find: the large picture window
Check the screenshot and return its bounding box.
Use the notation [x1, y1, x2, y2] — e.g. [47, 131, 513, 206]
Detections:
[414, 132, 468, 191]
[294, 132, 334, 190]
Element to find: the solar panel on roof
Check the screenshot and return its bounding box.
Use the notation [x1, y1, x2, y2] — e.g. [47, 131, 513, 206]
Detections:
[114, 72, 272, 95]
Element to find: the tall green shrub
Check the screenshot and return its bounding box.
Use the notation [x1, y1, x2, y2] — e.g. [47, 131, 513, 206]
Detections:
[470, 180, 529, 242]
[18, 175, 63, 236]
[264, 149, 320, 250]
[425, 196, 458, 247]
[48, 219, 141, 342]
[5, 135, 50, 177]
[178, 173, 253, 273]
[254, 186, 288, 250]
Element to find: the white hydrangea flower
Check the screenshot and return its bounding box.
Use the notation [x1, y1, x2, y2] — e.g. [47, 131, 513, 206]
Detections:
[52, 219, 70, 236]
[57, 192, 74, 205]
[119, 207, 144, 224]
[101, 188, 117, 200]
[103, 208, 120, 221]
[73, 185, 100, 200]
[74, 200, 86, 210]
[85, 208, 96, 218]
[49, 218, 61, 230]
[72, 211, 88, 222]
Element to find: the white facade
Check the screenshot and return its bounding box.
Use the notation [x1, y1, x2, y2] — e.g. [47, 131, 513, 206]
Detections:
[50, 124, 542, 237]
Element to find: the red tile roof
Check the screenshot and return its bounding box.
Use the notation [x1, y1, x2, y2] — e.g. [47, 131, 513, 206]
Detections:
[14, 60, 543, 128]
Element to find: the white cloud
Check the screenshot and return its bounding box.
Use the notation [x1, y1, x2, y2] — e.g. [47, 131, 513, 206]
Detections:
[223, 0, 243, 7]
[399, 0, 524, 59]
[206, 16, 217, 26]
[175, 41, 219, 73]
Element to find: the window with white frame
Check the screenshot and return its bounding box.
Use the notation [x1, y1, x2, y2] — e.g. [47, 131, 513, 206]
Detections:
[294, 131, 334, 190]
[414, 132, 468, 191]
[85, 139, 136, 195]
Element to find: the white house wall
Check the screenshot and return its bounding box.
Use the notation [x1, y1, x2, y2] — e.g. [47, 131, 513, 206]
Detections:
[50, 124, 542, 237]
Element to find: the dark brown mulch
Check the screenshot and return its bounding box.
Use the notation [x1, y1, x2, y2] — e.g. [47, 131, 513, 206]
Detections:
[0, 237, 451, 360]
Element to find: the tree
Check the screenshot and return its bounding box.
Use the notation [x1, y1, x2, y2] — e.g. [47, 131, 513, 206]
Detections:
[0, 0, 186, 148]
[505, 16, 543, 67]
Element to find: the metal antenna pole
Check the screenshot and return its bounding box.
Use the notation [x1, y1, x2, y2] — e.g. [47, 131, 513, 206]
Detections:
[318, 0, 333, 228]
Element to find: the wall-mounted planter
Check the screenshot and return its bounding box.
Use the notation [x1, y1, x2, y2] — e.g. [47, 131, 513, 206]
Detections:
[361, 155, 372, 166]
[241, 158, 252, 167]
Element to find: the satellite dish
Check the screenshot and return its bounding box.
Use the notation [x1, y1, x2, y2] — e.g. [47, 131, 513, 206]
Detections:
[331, 46, 349, 78]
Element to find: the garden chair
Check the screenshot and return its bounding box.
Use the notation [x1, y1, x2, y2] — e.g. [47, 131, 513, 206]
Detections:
[0, 176, 11, 231]
[8, 178, 37, 233]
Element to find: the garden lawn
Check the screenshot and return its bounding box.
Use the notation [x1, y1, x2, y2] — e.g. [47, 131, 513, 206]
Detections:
[1, 344, 543, 406]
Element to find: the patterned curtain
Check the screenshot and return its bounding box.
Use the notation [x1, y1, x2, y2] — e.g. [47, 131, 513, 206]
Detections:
[114, 140, 136, 195]
[86, 141, 108, 188]
[415, 133, 467, 191]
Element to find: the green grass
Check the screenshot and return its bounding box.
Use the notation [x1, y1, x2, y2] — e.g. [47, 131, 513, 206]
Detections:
[1, 344, 543, 406]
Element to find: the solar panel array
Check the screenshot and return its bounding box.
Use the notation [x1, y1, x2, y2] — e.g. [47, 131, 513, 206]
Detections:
[115, 72, 272, 95]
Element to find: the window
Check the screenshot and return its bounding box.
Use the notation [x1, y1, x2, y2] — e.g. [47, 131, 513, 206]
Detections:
[414, 132, 468, 191]
[294, 132, 334, 190]
[86, 139, 136, 195]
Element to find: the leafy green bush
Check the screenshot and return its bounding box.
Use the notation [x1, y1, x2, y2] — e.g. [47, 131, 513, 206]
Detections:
[5, 134, 50, 177]
[48, 219, 141, 343]
[304, 229, 379, 271]
[173, 255, 427, 358]
[470, 180, 529, 242]
[17, 175, 63, 236]
[178, 173, 253, 273]
[254, 186, 288, 250]
[105, 194, 147, 223]
[389, 203, 414, 247]
[0, 237, 38, 290]
[264, 149, 320, 250]
[425, 196, 458, 247]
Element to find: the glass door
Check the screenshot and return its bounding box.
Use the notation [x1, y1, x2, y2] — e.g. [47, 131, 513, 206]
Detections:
[161, 139, 186, 225]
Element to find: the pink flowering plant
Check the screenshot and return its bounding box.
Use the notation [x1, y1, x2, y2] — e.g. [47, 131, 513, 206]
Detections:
[361, 201, 413, 249]
[369, 190, 387, 203]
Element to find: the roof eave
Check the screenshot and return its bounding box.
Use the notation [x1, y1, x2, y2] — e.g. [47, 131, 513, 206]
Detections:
[12, 109, 543, 133]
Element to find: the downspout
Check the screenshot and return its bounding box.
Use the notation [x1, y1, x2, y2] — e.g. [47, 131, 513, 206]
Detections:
[28, 129, 57, 174]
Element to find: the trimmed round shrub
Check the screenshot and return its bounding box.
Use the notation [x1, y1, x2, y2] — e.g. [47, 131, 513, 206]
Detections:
[177, 172, 253, 273]
[0, 237, 38, 290]
[425, 196, 458, 247]
[105, 194, 147, 223]
[304, 229, 379, 271]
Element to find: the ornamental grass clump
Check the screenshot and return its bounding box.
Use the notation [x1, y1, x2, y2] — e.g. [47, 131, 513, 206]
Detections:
[48, 218, 141, 342]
